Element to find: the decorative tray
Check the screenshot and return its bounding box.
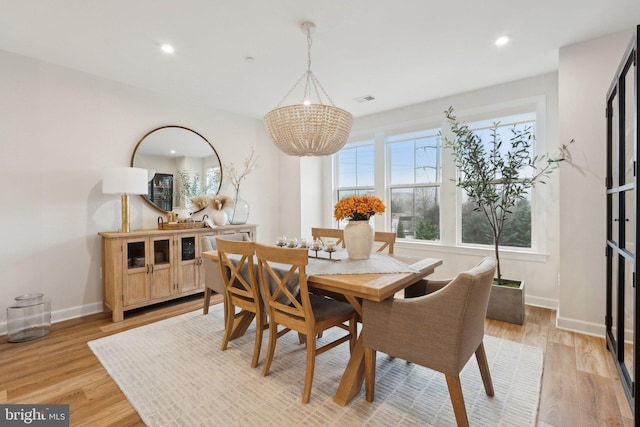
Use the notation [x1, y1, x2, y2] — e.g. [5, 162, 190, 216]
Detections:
[157, 218, 206, 230]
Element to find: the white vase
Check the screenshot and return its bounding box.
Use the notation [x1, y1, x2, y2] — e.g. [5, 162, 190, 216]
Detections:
[212, 210, 228, 226]
[344, 220, 374, 260]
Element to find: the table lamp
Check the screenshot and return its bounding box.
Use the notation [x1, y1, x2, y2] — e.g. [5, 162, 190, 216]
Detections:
[103, 167, 149, 232]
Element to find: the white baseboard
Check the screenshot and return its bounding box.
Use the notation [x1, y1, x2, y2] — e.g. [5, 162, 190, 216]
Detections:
[51, 302, 104, 323]
[525, 297, 608, 338]
[525, 295, 558, 310]
[528, 296, 607, 338]
[556, 315, 606, 338]
[0, 302, 104, 337]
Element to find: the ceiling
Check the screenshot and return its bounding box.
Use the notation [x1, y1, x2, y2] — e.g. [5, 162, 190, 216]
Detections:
[1, 0, 639, 119]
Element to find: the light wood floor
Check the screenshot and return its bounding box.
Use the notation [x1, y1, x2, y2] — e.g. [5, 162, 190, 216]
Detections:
[0, 296, 633, 426]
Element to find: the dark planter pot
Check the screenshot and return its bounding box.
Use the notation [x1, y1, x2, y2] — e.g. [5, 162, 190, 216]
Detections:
[486, 279, 524, 325]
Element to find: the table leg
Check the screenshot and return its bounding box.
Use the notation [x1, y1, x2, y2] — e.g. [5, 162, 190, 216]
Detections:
[333, 333, 366, 406]
[333, 294, 364, 406]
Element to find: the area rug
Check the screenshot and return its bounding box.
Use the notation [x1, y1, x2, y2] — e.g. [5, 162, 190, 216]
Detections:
[88, 305, 543, 426]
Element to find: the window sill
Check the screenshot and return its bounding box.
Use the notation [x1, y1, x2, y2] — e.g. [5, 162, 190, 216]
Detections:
[394, 239, 548, 263]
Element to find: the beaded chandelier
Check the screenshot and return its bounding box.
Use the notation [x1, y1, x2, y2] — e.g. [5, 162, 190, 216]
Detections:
[264, 22, 353, 157]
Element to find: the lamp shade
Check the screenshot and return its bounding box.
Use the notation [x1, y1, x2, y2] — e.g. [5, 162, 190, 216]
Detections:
[103, 167, 149, 195]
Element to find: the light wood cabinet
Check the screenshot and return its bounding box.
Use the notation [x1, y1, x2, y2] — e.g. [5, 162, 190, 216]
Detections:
[101, 224, 256, 322]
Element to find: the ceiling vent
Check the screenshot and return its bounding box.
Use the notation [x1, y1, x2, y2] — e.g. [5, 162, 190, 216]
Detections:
[354, 95, 376, 103]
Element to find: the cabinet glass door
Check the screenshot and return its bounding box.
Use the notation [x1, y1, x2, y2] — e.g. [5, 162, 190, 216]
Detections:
[124, 239, 150, 305]
[177, 235, 198, 292]
[127, 241, 146, 270]
[154, 239, 171, 265]
[181, 236, 196, 261]
[150, 237, 173, 298]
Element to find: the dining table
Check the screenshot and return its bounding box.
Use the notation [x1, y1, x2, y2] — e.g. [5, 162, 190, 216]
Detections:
[201, 248, 442, 406]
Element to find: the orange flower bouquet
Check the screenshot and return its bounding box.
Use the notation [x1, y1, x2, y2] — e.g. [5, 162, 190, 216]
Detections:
[333, 195, 386, 221]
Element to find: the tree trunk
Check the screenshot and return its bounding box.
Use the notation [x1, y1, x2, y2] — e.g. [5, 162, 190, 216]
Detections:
[494, 241, 501, 284]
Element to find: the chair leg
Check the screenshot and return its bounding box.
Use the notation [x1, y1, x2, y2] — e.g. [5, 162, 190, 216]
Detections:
[445, 375, 469, 427]
[222, 295, 228, 328]
[301, 332, 317, 403]
[251, 310, 265, 369]
[262, 317, 278, 377]
[220, 302, 234, 351]
[298, 332, 306, 345]
[203, 287, 211, 315]
[475, 341, 494, 396]
[364, 347, 376, 402]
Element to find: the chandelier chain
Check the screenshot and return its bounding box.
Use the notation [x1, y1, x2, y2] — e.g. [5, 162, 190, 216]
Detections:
[274, 26, 336, 108]
[307, 28, 312, 72]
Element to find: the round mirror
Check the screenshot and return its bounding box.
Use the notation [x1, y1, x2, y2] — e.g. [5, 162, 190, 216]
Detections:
[131, 126, 222, 213]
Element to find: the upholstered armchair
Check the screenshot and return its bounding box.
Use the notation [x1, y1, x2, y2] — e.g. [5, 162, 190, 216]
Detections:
[362, 257, 497, 427]
[201, 232, 251, 314]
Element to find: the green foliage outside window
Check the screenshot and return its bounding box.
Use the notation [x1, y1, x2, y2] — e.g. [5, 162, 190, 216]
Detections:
[462, 198, 531, 247]
[396, 221, 406, 238]
[415, 218, 439, 240]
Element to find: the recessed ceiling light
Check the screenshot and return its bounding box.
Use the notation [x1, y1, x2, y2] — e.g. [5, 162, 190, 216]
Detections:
[161, 44, 175, 54]
[495, 36, 510, 47]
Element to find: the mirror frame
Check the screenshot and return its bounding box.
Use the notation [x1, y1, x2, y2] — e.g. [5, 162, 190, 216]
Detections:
[130, 125, 222, 214]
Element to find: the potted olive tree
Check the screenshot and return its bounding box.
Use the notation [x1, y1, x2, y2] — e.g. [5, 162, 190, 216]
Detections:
[443, 107, 571, 324]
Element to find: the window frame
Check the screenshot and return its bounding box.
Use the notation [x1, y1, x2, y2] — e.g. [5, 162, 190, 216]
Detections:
[385, 128, 443, 241]
[456, 112, 537, 250]
[331, 96, 549, 258]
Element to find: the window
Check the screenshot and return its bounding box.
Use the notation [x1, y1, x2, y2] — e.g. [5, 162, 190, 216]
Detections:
[460, 113, 535, 248]
[335, 141, 375, 227]
[332, 104, 543, 253]
[387, 130, 441, 240]
[335, 141, 375, 199]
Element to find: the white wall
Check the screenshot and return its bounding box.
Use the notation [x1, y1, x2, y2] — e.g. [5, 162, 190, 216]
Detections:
[333, 73, 562, 309]
[0, 49, 282, 332]
[1, 28, 633, 337]
[558, 30, 632, 335]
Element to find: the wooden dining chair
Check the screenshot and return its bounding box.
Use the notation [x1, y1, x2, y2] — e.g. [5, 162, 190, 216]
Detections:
[373, 231, 396, 254]
[201, 232, 252, 315]
[255, 242, 357, 403]
[216, 238, 265, 369]
[311, 227, 345, 247]
[362, 257, 497, 427]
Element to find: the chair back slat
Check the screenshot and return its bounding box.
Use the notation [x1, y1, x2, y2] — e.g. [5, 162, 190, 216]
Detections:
[374, 231, 396, 254]
[221, 254, 253, 296]
[261, 261, 305, 314]
[311, 227, 345, 248]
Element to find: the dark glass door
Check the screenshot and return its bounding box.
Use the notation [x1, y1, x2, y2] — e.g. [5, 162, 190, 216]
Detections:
[606, 26, 639, 419]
